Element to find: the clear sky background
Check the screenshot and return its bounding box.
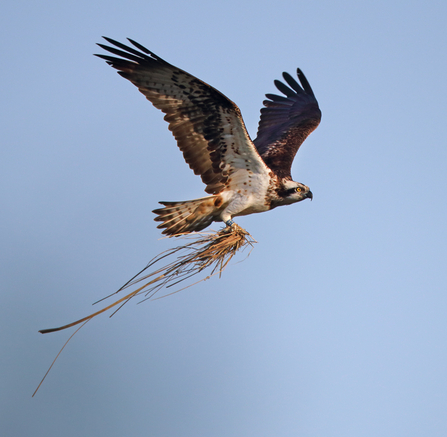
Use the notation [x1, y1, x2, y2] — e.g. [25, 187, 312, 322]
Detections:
[2, 1, 447, 436]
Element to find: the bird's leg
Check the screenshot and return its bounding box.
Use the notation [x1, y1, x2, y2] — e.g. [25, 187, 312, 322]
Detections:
[222, 218, 238, 233]
[225, 219, 235, 227]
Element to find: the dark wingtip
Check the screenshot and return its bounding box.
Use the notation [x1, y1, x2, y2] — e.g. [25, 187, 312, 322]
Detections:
[274, 79, 295, 97]
[127, 38, 151, 54]
[282, 71, 304, 94]
[101, 36, 124, 47]
[296, 68, 315, 96]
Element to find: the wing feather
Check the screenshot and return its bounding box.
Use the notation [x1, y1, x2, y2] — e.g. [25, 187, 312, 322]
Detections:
[96, 38, 268, 194]
[253, 69, 321, 179]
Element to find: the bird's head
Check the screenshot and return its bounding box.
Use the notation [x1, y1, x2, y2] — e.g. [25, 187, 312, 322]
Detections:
[279, 180, 313, 205]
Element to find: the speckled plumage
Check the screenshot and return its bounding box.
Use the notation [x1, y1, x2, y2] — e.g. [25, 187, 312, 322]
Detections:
[96, 38, 321, 235]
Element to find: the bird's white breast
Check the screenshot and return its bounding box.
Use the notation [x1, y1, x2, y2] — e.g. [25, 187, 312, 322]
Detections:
[220, 170, 272, 219]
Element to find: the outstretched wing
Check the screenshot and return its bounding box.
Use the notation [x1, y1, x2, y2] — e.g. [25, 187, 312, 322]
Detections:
[96, 37, 269, 194]
[253, 69, 321, 179]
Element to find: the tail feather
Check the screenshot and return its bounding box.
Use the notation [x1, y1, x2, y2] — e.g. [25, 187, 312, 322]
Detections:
[152, 196, 224, 235]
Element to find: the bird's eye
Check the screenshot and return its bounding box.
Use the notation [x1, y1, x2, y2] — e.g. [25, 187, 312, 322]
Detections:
[296, 187, 302, 192]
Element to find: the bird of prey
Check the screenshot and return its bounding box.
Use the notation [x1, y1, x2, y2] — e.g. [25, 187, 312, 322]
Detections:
[96, 38, 321, 235]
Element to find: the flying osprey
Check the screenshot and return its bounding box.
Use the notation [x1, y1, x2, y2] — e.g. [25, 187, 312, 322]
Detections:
[96, 38, 321, 235]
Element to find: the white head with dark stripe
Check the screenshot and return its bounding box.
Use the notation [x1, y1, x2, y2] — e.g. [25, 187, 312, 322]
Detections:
[276, 179, 313, 206]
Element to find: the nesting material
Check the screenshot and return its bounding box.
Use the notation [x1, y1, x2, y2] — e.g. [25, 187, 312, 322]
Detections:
[39, 225, 256, 334]
[33, 225, 256, 395]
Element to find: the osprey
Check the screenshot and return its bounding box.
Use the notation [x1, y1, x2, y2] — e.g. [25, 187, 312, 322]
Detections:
[97, 38, 321, 235]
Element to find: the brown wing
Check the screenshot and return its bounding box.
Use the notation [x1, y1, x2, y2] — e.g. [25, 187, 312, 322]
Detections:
[253, 69, 322, 179]
[96, 37, 266, 194]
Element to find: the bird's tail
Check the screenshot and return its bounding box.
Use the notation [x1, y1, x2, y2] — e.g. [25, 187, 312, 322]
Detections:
[152, 196, 224, 235]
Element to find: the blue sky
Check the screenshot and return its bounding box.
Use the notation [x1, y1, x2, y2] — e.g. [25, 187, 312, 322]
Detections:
[2, 1, 447, 436]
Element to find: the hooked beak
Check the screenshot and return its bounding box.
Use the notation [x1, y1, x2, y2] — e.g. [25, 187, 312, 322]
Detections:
[307, 190, 313, 201]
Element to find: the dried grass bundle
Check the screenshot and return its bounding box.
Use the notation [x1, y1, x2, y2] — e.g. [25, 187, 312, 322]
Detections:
[33, 225, 255, 395]
[39, 225, 256, 334]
